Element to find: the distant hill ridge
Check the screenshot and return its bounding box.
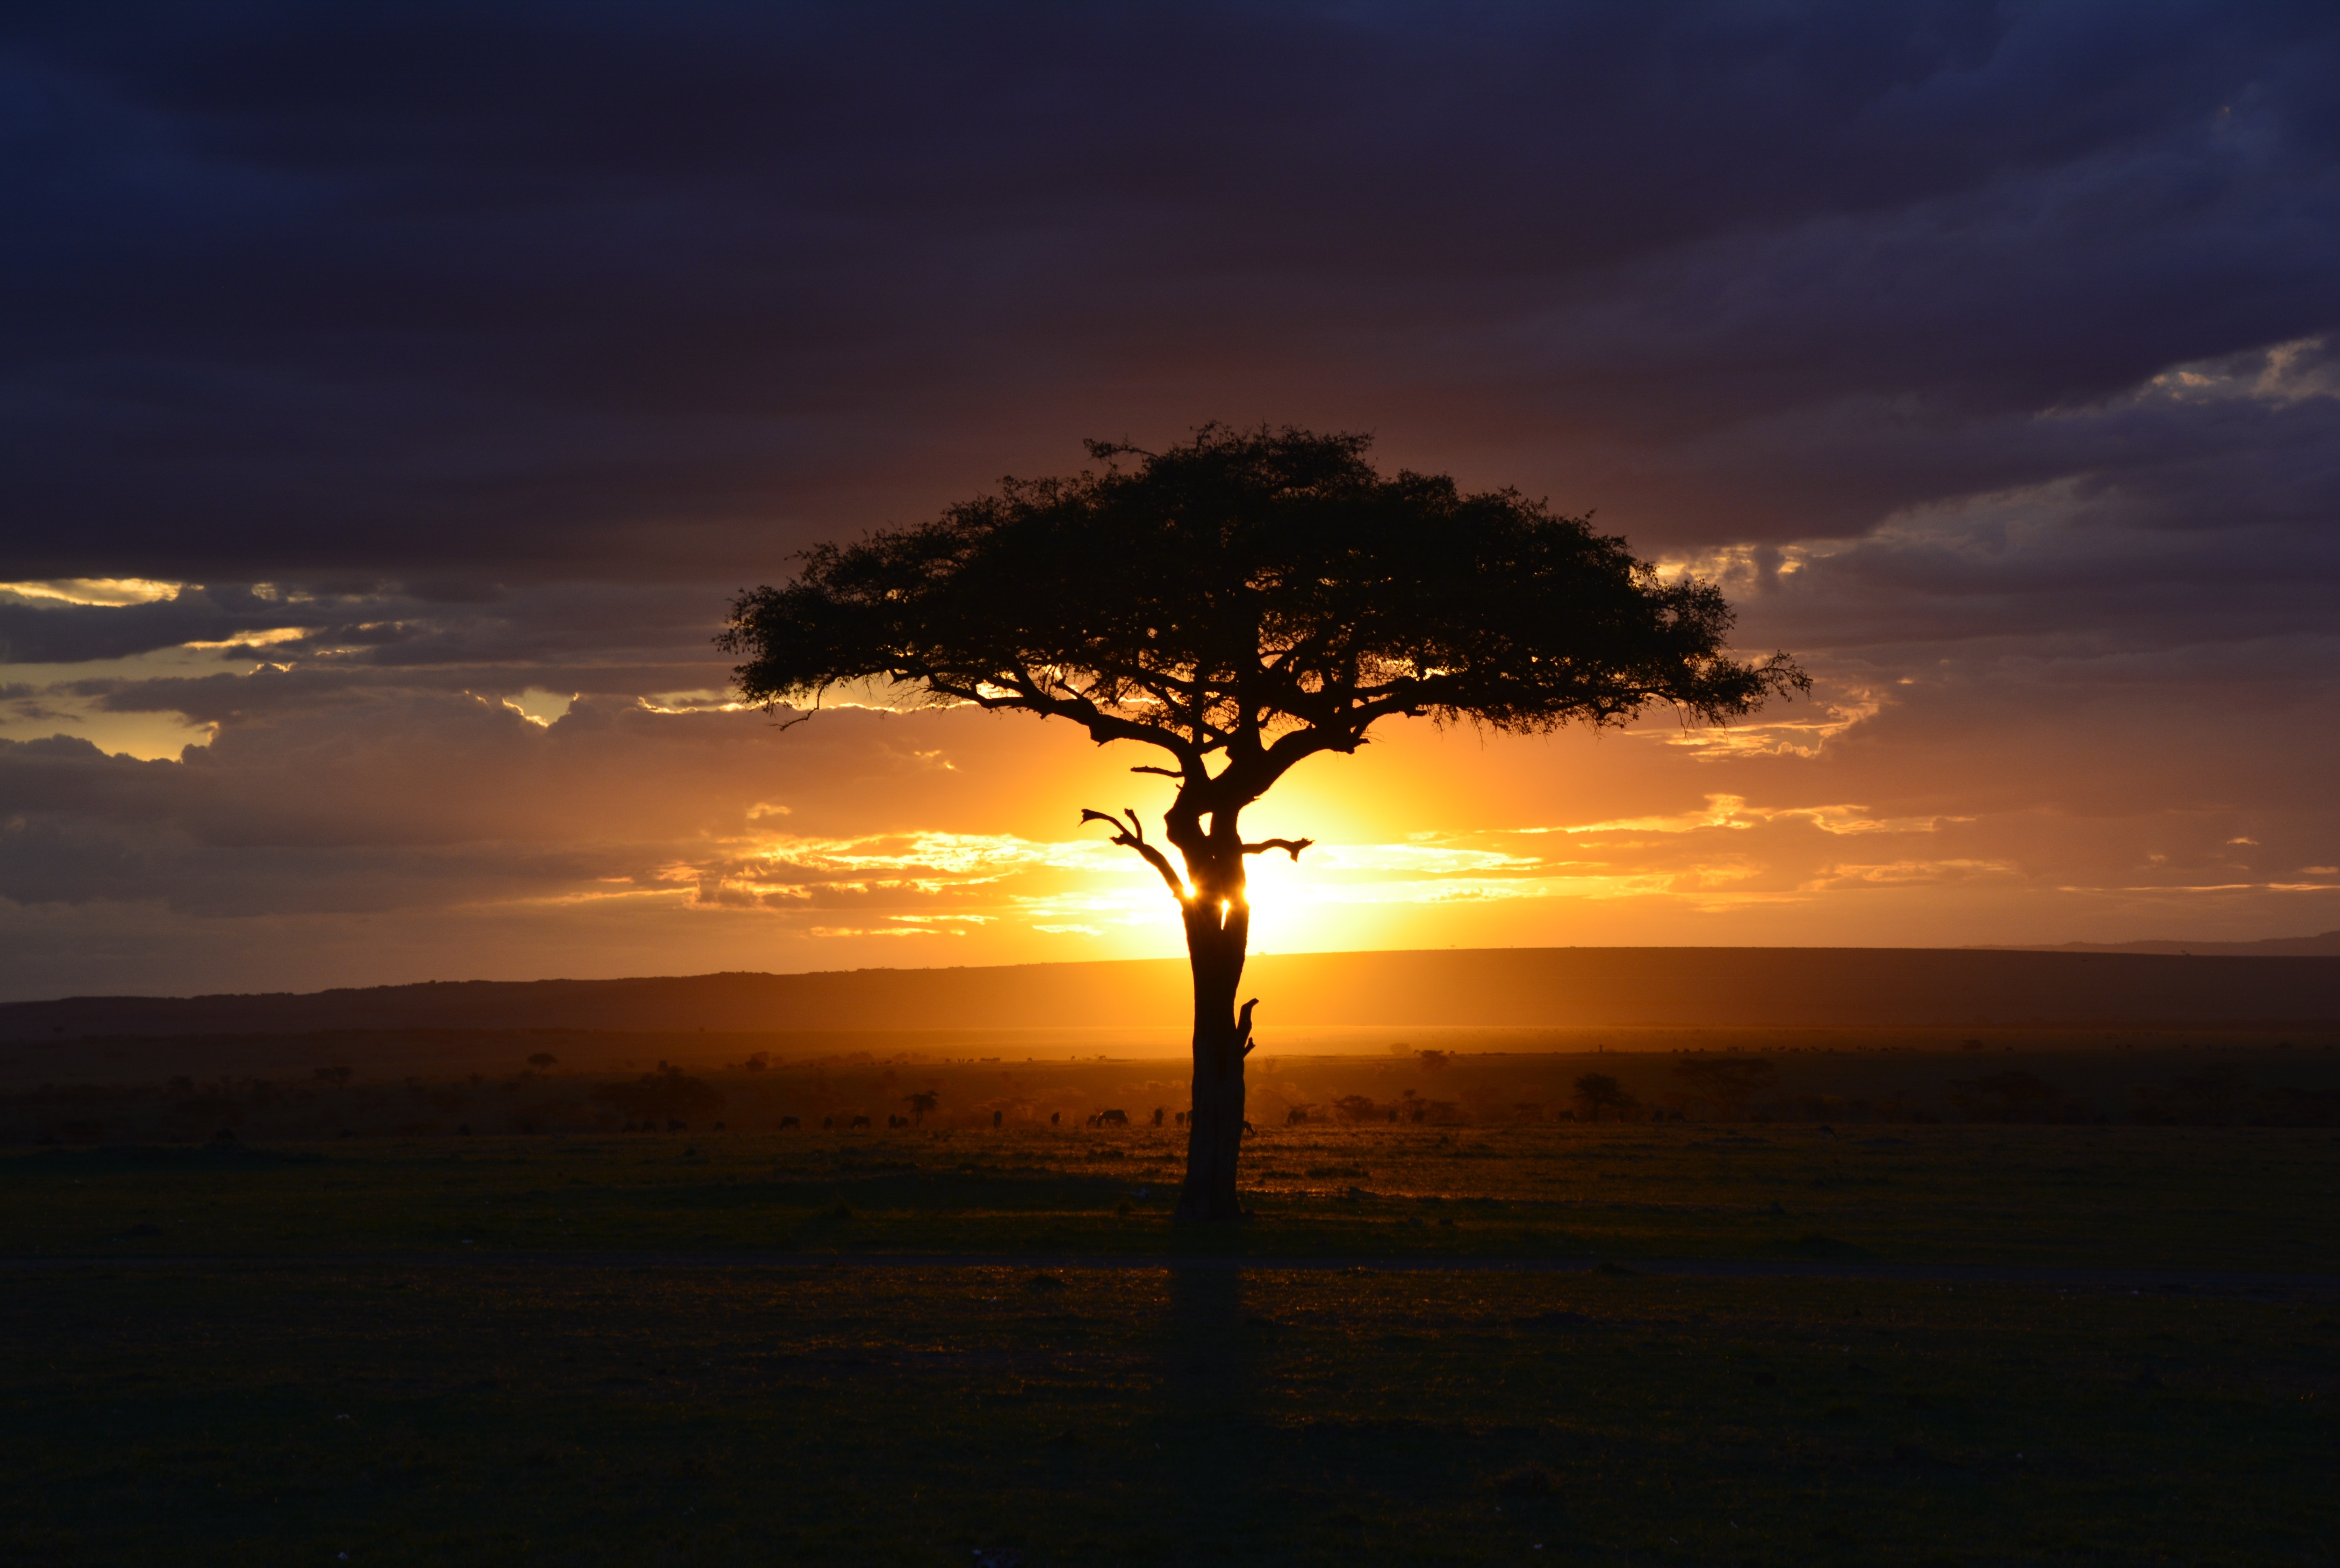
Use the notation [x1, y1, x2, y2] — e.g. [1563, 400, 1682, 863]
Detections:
[2, 945, 2335, 1039]
[2001, 931, 2340, 957]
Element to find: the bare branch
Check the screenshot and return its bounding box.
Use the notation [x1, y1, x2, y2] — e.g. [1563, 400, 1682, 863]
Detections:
[1241, 838, 1314, 861]
[1128, 764, 1181, 778]
[1236, 998, 1260, 1058]
[1079, 807, 1187, 899]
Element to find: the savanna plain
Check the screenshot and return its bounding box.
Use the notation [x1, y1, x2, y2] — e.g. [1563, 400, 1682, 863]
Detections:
[4, 1033, 2335, 1565]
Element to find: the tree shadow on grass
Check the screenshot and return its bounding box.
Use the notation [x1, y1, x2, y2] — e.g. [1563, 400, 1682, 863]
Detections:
[1153, 1265, 1270, 1562]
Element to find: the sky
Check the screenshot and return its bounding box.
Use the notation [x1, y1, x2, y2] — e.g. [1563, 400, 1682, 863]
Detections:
[3, 1, 2338, 1001]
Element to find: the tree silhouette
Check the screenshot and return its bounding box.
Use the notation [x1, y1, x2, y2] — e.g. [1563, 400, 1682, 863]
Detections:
[1571, 1072, 1637, 1124]
[722, 425, 1804, 1220]
[903, 1089, 940, 1126]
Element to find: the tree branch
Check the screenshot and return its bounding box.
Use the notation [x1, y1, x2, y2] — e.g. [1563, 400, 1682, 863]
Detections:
[1236, 997, 1260, 1058]
[1128, 764, 1182, 778]
[1079, 807, 1189, 900]
[932, 669, 1203, 769]
[1241, 838, 1314, 861]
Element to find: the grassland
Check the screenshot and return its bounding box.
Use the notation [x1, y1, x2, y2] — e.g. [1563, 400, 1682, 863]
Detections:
[3, 1048, 2336, 1563]
[5, 1119, 2339, 1273]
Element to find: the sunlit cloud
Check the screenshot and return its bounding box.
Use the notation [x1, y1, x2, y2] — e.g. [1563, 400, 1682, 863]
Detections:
[1534, 794, 1961, 838]
[185, 626, 316, 650]
[0, 578, 184, 608]
[1639, 690, 1885, 759]
[1807, 858, 2020, 888]
[499, 688, 575, 726]
[638, 689, 756, 715]
[2125, 336, 2338, 411]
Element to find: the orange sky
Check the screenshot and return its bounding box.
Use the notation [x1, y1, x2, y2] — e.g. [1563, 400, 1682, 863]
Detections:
[11, 624, 2328, 1000]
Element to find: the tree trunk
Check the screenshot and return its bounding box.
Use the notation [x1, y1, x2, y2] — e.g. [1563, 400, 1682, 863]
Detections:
[1175, 887, 1251, 1222]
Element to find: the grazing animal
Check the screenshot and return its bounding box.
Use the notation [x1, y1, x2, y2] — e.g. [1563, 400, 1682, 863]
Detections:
[779, 1116, 800, 1130]
[888, 1113, 908, 1129]
[1175, 1111, 1187, 1127]
[1096, 1108, 1129, 1127]
[849, 1114, 871, 1130]
[1286, 1108, 1308, 1126]
[666, 1119, 686, 1132]
[1050, 1112, 1060, 1126]
[992, 1110, 1003, 1128]
[821, 1115, 833, 1130]
[1151, 1107, 1165, 1127]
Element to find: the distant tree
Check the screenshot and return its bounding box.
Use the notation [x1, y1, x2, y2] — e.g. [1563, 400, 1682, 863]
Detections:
[526, 1052, 557, 1072]
[724, 426, 1803, 1219]
[1331, 1093, 1380, 1124]
[1671, 1056, 1776, 1121]
[1416, 1049, 1452, 1074]
[904, 1089, 940, 1125]
[1571, 1073, 1638, 1123]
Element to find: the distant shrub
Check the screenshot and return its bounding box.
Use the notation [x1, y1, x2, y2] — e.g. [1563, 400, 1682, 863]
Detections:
[1672, 1055, 1776, 1120]
[2133, 1067, 2247, 1126]
[2252, 1085, 2340, 1127]
[1331, 1094, 1379, 1124]
[1949, 1070, 2080, 1124]
[1760, 1093, 1934, 1126]
[1571, 1073, 1639, 1123]
[591, 1068, 725, 1127]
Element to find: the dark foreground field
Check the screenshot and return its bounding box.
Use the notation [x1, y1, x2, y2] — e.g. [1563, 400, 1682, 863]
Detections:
[4, 1058, 2337, 1564]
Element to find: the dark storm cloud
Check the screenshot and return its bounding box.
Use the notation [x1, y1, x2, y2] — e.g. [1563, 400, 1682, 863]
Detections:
[3, 1, 2337, 579]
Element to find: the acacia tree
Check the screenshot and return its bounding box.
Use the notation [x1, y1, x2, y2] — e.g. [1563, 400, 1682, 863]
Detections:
[721, 426, 1804, 1220]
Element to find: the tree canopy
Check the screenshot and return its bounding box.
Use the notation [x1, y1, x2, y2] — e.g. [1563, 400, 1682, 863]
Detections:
[721, 425, 1805, 805]
[722, 423, 1807, 1219]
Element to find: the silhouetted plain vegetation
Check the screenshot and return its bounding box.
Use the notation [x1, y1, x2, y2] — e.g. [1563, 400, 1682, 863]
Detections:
[6, 1035, 2336, 1147]
[4, 1037, 2335, 1562]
